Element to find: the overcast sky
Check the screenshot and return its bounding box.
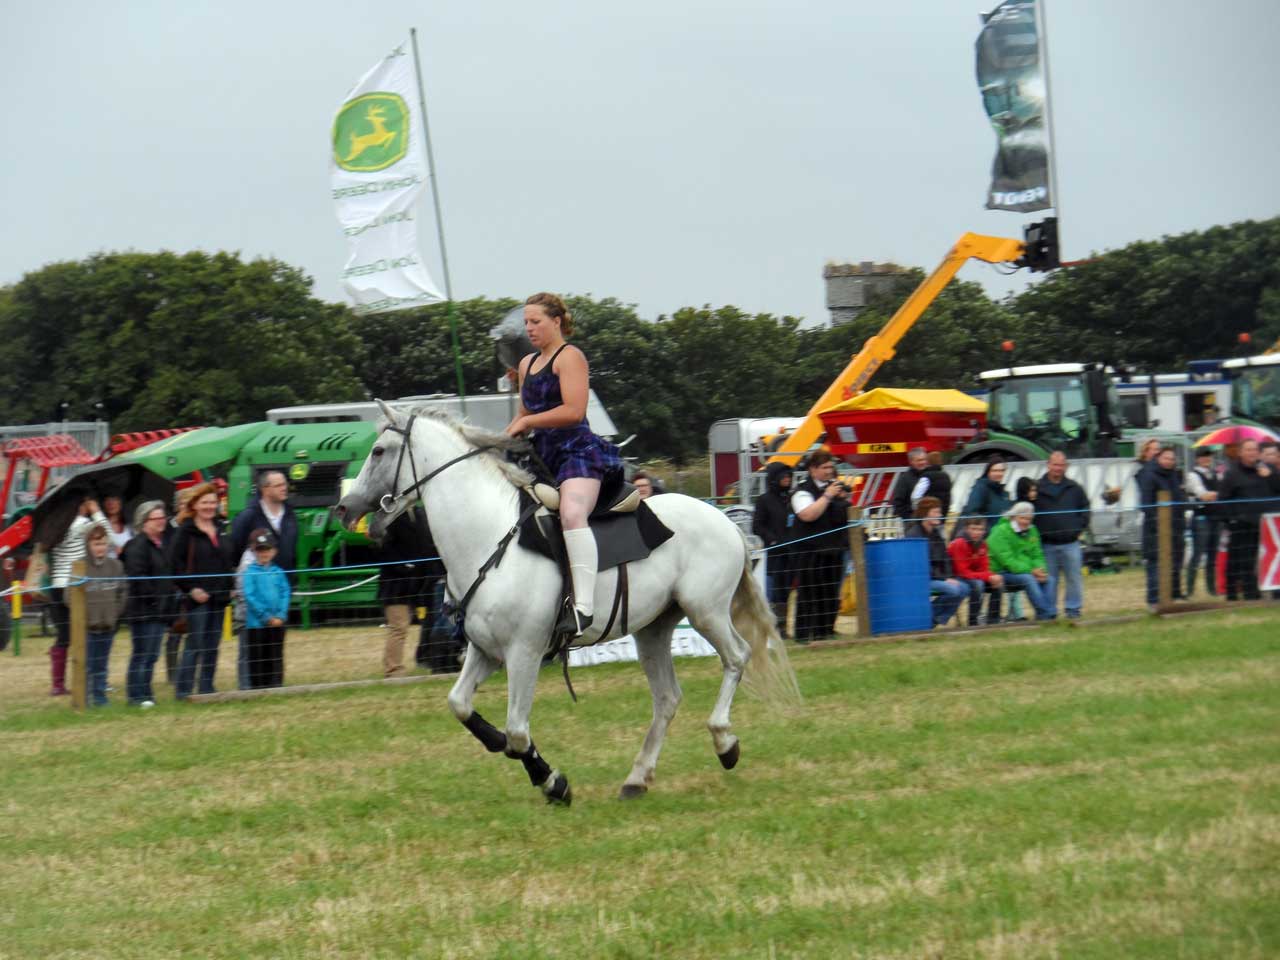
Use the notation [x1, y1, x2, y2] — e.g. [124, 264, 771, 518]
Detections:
[4, 0, 1278, 328]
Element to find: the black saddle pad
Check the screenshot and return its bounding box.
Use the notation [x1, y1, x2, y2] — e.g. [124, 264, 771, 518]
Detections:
[518, 497, 674, 571]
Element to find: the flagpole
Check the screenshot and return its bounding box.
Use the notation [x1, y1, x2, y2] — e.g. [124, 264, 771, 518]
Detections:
[410, 26, 467, 409]
[1037, 0, 1063, 254]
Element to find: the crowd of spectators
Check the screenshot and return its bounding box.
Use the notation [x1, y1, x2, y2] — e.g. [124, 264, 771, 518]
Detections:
[751, 438, 1280, 638]
[32, 470, 454, 704]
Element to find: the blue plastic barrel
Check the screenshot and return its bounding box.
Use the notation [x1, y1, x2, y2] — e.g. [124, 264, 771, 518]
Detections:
[864, 537, 933, 635]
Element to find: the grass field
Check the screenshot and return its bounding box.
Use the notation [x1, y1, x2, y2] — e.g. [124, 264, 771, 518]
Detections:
[3, 571, 1278, 959]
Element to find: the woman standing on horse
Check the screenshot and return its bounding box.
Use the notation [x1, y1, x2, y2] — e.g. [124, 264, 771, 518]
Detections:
[506, 292, 622, 637]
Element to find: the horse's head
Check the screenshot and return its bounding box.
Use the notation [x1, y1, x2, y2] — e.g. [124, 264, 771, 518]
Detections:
[335, 399, 413, 543]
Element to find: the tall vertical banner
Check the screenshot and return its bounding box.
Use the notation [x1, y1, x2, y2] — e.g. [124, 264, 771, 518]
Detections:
[331, 40, 445, 314]
[976, 1, 1052, 213]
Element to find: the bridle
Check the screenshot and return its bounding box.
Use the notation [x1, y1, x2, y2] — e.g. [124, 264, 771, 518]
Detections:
[376, 414, 491, 515]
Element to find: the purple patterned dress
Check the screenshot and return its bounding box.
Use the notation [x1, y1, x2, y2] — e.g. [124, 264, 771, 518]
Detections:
[521, 345, 622, 485]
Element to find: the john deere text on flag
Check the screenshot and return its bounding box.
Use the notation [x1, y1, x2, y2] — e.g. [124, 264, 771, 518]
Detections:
[976, 1, 1052, 213]
[331, 40, 444, 314]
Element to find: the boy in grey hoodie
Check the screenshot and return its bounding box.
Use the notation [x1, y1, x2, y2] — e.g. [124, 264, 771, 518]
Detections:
[84, 526, 128, 706]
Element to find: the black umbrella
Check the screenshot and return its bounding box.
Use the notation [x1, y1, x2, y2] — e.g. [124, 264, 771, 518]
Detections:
[30, 462, 176, 549]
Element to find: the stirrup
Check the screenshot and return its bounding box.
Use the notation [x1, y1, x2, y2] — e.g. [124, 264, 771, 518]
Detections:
[555, 605, 592, 638]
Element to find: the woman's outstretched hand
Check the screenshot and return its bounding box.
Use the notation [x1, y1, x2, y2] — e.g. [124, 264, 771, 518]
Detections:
[505, 416, 530, 438]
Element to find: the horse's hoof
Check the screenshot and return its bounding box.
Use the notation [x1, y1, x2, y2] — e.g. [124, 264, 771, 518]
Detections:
[543, 772, 572, 806]
[718, 741, 741, 770]
[619, 783, 647, 800]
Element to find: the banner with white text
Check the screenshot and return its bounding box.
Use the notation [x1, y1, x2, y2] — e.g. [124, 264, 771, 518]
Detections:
[331, 40, 444, 314]
[976, 0, 1052, 213]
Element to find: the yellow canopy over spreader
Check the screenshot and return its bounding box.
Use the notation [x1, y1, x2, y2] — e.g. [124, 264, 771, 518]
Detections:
[821, 387, 988, 415]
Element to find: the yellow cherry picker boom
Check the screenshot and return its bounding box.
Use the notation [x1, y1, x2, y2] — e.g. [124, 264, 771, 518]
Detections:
[768, 219, 1071, 466]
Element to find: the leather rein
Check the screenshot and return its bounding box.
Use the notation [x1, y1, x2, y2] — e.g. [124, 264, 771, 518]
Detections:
[375, 413, 539, 630]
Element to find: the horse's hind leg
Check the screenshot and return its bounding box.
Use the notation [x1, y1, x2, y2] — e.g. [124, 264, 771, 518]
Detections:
[447, 643, 507, 753]
[502, 640, 572, 806]
[620, 608, 684, 799]
[683, 609, 749, 770]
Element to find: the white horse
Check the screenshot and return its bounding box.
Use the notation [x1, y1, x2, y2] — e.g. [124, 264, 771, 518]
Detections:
[335, 404, 798, 805]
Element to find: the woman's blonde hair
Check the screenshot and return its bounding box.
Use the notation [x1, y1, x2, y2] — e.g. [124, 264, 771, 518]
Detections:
[525, 292, 573, 337]
[176, 482, 219, 524]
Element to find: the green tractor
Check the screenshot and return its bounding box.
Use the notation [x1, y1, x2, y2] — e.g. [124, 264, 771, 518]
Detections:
[113, 420, 384, 627]
[225, 421, 382, 626]
[956, 363, 1131, 462]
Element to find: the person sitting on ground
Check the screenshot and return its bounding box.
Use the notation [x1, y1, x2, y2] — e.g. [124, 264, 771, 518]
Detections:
[1002, 478, 1038, 620]
[505, 292, 624, 637]
[241, 529, 291, 689]
[83, 525, 127, 707]
[948, 516, 1005, 626]
[987, 502, 1055, 621]
[907, 496, 967, 627]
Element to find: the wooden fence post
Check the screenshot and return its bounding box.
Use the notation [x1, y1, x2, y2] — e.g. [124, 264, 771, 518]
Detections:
[848, 506, 871, 638]
[68, 560, 87, 710]
[1156, 490, 1173, 610]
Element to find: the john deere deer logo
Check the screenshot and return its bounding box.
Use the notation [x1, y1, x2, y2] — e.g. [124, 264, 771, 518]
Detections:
[333, 93, 409, 172]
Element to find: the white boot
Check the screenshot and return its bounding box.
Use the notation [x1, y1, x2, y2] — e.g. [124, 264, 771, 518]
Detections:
[561, 527, 597, 636]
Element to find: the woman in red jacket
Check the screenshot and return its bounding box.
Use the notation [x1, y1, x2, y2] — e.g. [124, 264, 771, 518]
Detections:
[948, 516, 1006, 626]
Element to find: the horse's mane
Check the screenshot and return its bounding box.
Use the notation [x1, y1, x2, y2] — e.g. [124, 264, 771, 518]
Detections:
[402, 407, 535, 489]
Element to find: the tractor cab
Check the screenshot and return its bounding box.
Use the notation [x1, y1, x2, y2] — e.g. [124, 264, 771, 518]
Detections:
[1222, 353, 1280, 434]
[977, 363, 1122, 459]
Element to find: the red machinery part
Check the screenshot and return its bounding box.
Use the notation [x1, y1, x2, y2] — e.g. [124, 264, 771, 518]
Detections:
[820, 407, 986, 469]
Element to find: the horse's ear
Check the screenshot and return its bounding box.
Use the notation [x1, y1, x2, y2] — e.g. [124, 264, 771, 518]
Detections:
[375, 398, 402, 428]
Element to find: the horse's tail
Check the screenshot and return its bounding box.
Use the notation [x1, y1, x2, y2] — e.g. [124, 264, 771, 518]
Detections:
[731, 538, 802, 707]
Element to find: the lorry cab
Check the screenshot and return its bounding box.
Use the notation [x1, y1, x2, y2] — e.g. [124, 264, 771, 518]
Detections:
[1112, 360, 1232, 433]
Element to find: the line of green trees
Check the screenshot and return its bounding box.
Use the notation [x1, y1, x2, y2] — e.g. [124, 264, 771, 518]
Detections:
[2, 217, 1276, 463]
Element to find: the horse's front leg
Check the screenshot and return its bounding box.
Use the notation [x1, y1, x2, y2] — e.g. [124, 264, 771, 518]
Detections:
[503, 641, 572, 806]
[448, 643, 507, 753]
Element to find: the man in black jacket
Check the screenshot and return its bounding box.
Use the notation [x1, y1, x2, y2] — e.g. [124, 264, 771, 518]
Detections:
[377, 505, 445, 676]
[752, 461, 795, 631]
[1217, 439, 1280, 601]
[789, 451, 850, 643]
[231, 471, 298, 574]
[891, 448, 951, 520]
[1034, 450, 1090, 619]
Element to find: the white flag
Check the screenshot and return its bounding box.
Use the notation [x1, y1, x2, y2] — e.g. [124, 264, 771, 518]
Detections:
[331, 39, 444, 314]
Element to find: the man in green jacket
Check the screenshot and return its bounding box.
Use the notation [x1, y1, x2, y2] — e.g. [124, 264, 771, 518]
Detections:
[987, 502, 1056, 621]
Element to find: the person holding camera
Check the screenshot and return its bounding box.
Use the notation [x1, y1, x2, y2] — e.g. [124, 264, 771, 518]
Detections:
[789, 450, 851, 643]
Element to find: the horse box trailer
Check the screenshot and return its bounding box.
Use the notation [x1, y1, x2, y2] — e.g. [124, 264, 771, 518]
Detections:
[708, 418, 804, 503]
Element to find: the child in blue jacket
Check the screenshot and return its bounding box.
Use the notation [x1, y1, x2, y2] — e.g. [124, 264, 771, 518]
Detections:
[242, 529, 291, 688]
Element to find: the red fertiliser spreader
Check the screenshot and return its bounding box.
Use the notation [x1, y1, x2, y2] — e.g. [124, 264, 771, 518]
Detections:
[818, 388, 987, 469]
